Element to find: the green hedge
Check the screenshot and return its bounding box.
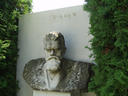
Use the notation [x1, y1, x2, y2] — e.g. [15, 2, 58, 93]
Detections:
[84, 0, 128, 96]
[0, 0, 32, 96]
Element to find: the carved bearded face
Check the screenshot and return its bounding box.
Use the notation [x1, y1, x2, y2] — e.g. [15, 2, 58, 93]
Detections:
[44, 40, 63, 73]
[44, 32, 66, 73]
[44, 32, 66, 61]
[44, 40, 62, 61]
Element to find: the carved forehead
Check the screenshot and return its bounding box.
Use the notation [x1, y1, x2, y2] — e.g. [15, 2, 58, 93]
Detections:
[45, 40, 60, 49]
[44, 31, 66, 50]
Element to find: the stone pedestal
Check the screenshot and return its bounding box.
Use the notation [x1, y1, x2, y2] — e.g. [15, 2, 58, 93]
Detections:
[33, 90, 71, 96]
[33, 90, 96, 96]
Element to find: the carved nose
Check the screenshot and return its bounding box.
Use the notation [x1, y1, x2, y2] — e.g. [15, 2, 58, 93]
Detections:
[50, 50, 54, 55]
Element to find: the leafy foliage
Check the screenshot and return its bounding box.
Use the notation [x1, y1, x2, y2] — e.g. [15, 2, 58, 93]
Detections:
[0, 0, 32, 96]
[84, 0, 128, 95]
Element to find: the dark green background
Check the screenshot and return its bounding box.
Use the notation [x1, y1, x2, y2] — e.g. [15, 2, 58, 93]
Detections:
[84, 0, 128, 96]
[0, 0, 32, 96]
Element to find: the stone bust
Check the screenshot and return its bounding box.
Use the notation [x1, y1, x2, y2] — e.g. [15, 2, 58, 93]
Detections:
[23, 32, 92, 92]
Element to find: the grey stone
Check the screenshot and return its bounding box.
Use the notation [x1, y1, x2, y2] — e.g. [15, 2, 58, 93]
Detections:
[23, 32, 92, 92]
[33, 90, 71, 96]
[23, 58, 91, 92]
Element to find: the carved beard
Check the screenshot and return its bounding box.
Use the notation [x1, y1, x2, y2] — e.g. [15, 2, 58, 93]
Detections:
[43, 57, 61, 89]
[44, 56, 61, 73]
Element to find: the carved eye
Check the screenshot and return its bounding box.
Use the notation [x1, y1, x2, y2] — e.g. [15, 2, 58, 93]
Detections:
[46, 49, 51, 52]
[54, 48, 61, 52]
[54, 49, 58, 52]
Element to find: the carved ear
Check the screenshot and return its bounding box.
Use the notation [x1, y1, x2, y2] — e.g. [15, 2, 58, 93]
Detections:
[62, 47, 66, 56]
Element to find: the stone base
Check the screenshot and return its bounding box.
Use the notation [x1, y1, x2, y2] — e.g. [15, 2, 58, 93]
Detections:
[33, 90, 96, 96]
[33, 90, 71, 96]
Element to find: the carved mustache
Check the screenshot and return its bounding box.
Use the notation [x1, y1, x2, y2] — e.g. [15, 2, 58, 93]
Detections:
[47, 56, 60, 61]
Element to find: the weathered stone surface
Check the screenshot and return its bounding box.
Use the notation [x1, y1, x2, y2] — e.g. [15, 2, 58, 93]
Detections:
[23, 32, 92, 92]
[23, 58, 91, 92]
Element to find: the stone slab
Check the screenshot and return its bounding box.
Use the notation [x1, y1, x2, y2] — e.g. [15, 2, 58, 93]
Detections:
[17, 5, 92, 96]
[33, 90, 71, 96]
[33, 90, 96, 96]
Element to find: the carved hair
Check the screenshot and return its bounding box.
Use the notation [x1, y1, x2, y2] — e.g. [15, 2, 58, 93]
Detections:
[44, 31, 66, 53]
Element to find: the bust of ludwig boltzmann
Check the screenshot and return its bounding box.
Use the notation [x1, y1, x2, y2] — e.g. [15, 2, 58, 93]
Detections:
[23, 32, 92, 92]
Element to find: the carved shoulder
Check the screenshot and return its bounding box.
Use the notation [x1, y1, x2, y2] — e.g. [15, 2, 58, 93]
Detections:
[61, 58, 92, 73]
[23, 58, 46, 87]
[57, 58, 92, 91]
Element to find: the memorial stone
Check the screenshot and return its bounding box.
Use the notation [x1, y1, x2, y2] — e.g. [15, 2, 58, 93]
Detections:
[23, 32, 92, 96]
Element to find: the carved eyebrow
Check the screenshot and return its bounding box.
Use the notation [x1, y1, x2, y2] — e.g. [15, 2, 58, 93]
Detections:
[47, 48, 60, 50]
[45, 48, 61, 51]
